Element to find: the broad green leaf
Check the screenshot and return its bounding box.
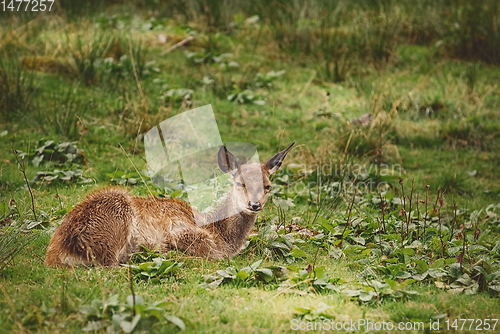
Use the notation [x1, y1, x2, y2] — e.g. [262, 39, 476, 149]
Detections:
[206, 278, 223, 290]
[447, 246, 462, 256]
[250, 259, 263, 270]
[428, 269, 447, 278]
[350, 236, 365, 245]
[139, 262, 153, 271]
[448, 263, 462, 279]
[289, 248, 307, 258]
[32, 155, 44, 167]
[127, 295, 144, 308]
[473, 265, 489, 277]
[112, 314, 127, 329]
[120, 314, 141, 333]
[90, 299, 103, 311]
[414, 259, 428, 274]
[360, 249, 371, 257]
[152, 257, 163, 268]
[83, 320, 107, 332]
[329, 248, 343, 259]
[216, 270, 234, 278]
[269, 241, 289, 250]
[105, 294, 120, 307]
[165, 315, 186, 330]
[313, 266, 326, 279]
[171, 189, 183, 198]
[382, 233, 401, 241]
[385, 278, 397, 290]
[400, 279, 416, 288]
[236, 270, 249, 280]
[294, 307, 309, 314]
[468, 245, 488, 253]
[456, 274, 472, 286]
[464, 282, 479, 295]
[430, 258, 445, 269]
[396, 271, 412, 279]
[319, 217, 336, 234]
[359, 290, 375, 301]
[255, 268, 274, 282]
[412, 272, 428, 281]
[382, 258, 399, 263]
[79, 305, 99, 316]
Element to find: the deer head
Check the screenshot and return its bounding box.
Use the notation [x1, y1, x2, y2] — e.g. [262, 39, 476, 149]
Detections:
[218, 143, 295, 215]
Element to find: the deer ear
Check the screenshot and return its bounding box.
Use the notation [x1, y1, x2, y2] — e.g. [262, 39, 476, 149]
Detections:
[218, 145, 240, 173]
[263, 142, 295, 175]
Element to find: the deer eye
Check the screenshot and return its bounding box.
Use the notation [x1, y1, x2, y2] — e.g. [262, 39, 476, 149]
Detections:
[237, 182, 245, 187]
[265, 185, 271, 190]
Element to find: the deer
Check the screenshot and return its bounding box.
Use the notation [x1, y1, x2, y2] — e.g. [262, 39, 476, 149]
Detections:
[45, 143, 294, 267]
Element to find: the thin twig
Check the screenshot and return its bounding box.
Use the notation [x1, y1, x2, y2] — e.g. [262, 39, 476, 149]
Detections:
[298, 70, 317, 99]
[118, 143, 156, 201]
[378, 191, 386, 233]
[32, 253, 44, 263]
[12, 138, 37, 221]
[423, 185, 429, 235]
[161, 36, 195, 55]
[399, 178, 407, 247]
[376, 218, 383, 253]
[311, 247, 321, 279]
[437, 191, 445, 257]
[340, 191, 356, 239]
[55, 187, 64, 209]
[450, 201, 458, 240]
[407, 177, 414, 237]
[128, 255, 136, 316]
[416, 194, 420, 240]
[460, 224, 467, 272]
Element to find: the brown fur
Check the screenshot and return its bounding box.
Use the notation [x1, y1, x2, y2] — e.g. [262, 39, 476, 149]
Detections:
[45, 143, 294, 267]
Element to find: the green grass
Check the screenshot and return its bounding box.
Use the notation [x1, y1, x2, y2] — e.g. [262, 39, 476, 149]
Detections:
[1, 0, 500, 333]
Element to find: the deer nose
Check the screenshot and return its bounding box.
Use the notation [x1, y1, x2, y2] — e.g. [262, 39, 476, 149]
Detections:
[249, 201, 261, 211]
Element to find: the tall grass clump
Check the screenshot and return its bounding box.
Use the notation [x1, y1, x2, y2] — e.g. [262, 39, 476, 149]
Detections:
[253, 0, 402, 81]
[333, 111, 399, 163]
[0, 227, 32, 270]
[65, 30, 117, 86]
[0, 203, 35, 270]
[43, 87, 90, 140]
[159, 0, 239, 32]
[443, 0, 500, 64]
[57, 0, 106, 21]
[58, 29, 149, 87]
[439, 117, 500, 150]
[0, 57, 36, 122]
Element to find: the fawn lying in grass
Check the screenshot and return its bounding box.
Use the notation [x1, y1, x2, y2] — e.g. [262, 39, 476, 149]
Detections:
[45, 143, 294, 267]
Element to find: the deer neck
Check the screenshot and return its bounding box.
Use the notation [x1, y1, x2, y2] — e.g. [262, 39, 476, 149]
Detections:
[203, 189, 258, 254]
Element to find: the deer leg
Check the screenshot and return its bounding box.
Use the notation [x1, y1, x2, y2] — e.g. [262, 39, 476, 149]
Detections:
[168, 225, 225, 259]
